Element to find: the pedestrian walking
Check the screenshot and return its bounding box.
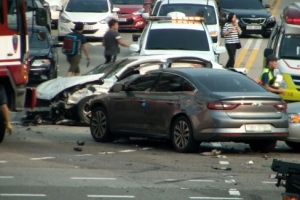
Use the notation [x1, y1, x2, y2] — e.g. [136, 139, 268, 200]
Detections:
[0, 85, 12, 143]
[103, 18, 129, 64]
[222, 13, 242, 68]
[64, 22, 90, 77]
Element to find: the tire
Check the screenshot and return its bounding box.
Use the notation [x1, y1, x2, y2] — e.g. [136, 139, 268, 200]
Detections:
[0, 112, 5, 143]
[78, 96, 95, 125]
[285, 141, 300, 151]
[261, 33, 271, 38]
[171, 116, 199, 153]
[249, 140, 277, 153]
[90, 106, 113, 142]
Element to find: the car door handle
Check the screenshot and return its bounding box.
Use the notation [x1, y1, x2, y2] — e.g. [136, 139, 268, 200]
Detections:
[7, 53, 13, 56]
[138, 99, 145, 103]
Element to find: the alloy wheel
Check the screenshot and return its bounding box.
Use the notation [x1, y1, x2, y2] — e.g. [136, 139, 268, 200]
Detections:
[91, 110, 107, 139]
[173, 120, 190, 149]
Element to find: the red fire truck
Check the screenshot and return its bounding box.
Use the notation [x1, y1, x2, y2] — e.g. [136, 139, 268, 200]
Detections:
[0, 0, 48, 140]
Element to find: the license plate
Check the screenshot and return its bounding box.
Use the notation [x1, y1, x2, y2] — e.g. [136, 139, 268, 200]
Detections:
[118, 18, 127, 22]
[245, 124, 271, 132]
[84, 25, 93, 30]
[246, 25, 262, 30]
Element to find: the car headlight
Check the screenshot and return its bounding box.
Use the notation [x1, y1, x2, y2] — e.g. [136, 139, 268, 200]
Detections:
[133, 8, 144, 15]
[274, 68, 287, 88]
[289, 113, 300, 123]
[210, 31, 217, 37]
[32, 59, 50, 67]
[267, 15, 276, 22]
[100, 17, 111, 24]
[60, 14, 71, 23]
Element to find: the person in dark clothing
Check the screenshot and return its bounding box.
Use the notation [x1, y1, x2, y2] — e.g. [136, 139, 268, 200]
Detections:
[260, 55, 284, 94]
[0, 85, 12, 137]
[222, 13, 242, 68]
[103, 18, 129, 64]
[66, 22, 90, 77]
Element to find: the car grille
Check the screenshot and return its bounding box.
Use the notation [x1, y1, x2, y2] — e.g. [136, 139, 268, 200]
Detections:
[71, 29, 98, 34]
[291, 75, 300, 86]
[119, 18, 134, 25]
[118, 13, 130, 16]
[73, 21, 97, 25]
[241, 18, 266, 24]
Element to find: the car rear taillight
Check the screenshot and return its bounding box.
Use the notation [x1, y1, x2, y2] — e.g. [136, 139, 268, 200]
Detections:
[207, 102, 240, 110]
[273, 102, 287, 110]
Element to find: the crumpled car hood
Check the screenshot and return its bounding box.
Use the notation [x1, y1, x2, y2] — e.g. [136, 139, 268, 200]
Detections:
[37, 73, 105, 100]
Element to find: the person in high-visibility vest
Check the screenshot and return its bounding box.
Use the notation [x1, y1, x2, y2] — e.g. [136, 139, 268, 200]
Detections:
[259, 55, 285, 94]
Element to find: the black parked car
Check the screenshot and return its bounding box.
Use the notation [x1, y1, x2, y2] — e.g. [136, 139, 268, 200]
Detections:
[28, 25, 61, 83]
[218, 0, 276, 38]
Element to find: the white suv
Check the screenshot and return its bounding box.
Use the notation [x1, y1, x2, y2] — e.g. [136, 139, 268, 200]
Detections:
[57, 0, 120, 41]
[150, 0, 221, 46]
[129, 16, 226, 62]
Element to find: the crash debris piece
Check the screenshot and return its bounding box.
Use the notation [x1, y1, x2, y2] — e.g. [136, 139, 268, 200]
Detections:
[74, 147, 82, 152]
[77, 141, 85, 146]
[247, 160, 254, 165]
[200, 149, 221, 156]
[269, 174, 277, 179]
[211, 166, 232, 171]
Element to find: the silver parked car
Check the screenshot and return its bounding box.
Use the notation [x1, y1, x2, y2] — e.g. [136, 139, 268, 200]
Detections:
[285, 102, 300, 151]
[89, 68, 289, 153]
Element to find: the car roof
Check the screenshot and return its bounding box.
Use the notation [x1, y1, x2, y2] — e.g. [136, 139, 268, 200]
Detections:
[150, 20, 205, 30]
[160, 0, 217, 6]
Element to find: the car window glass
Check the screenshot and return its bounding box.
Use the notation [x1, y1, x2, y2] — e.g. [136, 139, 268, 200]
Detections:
[65, 0, 108, 12]
[146, 29, 210, 51]
[138, 63, 162, 75]
[158, 4, 216, 25]
[105, 59, 137, 78]
[182, 79, 196, 92]
[29, 32, 49, 49]
[84, 63, 114, 75]
[154, 73, 183, 92]
[219, 0, 264, 9]
[126, 73, 159, 91]
[279, 34, 300, 60]
[197, 75, 267, 92]
[152, 0, 162, 15]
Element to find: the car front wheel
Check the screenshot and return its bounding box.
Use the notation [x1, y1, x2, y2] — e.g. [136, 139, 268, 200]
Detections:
[171, 116, 199, 153]
[90, 106, 113, 142]
[78, 96, 95, 125]
[249, 140, 277, 153]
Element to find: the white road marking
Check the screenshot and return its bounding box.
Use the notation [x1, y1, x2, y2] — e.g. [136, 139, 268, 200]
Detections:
[262, 181, 277, 184]
[75, 154, 92, 157]
[225, 179, 236, 183]
[181, 188, 190, 190]
[0, 194, 46, 197]
[164, 179, 177, 181]
[219, 161, 229, 165]
[190, 197, 243, 200]
[71, 177, 117, 180]
[0, 161, 7, 163]
[217, 155, 227, 158]
[99, 152, 115, 154]
[188, 180, 215, 182]
[244, 39, 253, 49]
[229, 189, 241, 196]
[118, 150, 136, 153]
[0, 176, 14, 179]
[30, 157, 55, 161]
[89, 42, 102, 46]
[87, 195, 135, 198]
[211, 142, 222, 147]
[254, 39, 263, 49]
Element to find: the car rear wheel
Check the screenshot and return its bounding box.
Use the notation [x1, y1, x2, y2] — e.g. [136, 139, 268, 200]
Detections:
[78, 96, 95, 125]
[90, 106, 113, 142]
[249, 140, 277, 153]
[171, 116, 199, 153]
[285, 141, 300, 151]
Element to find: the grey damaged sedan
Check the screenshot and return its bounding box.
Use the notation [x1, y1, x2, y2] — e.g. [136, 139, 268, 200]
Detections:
[285, 102, 300, 151]
[89, 68, 289, 153]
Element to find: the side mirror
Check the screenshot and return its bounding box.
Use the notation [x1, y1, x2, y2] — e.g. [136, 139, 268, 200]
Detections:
[132, 34, 141, 42]
[142, 13, 150, 19]
[53, 42, 63, 47]
[98, 78, 104, 85]
[264, 48, 274, 57]
[112, 7, 120, 12]
[37, 31, 46, 41]
[214, 46, 227, 54]
[129, 44, 140, 52]
[110, 83, 125, 93]
[43, 2, 49, 7]
[265, 4, 270, 8]
[35, 8, 48, 26]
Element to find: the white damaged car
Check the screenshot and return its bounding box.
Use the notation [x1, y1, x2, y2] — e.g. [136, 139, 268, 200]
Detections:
[29, 55, 247, 125]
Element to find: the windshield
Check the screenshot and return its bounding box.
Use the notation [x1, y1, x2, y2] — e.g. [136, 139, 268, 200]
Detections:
[279, 34, 300, 60]
[158, 4, 216, 25]
[84, 63, 116, 76]
[146, 29, 210, 51]
[197, 75, 267, 92]
[29, 32, 49, 49]
[104, 59, 137, 79]
[65, 0, 108, 12]
[111, 0, 144, 5]
[220, 0, 264, 10]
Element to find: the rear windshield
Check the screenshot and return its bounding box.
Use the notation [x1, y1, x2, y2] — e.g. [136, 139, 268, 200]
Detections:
[219, 0, 264, 10]
[146, 29, 210, 51]
[111, 0, 144, 5]
[279, 34, 300, 60]
[197, 75, 267, 92]
[158, 4, 216, 25]
[65, 0, 108, 12]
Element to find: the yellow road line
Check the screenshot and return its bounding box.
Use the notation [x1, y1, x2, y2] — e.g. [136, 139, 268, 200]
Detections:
[234, 39, 253, 68]
[272, 0, 281, 15]
[245, 39, 263, 71]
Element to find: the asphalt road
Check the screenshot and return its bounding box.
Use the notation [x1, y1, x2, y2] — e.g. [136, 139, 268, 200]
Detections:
[3, 0, 299, 199]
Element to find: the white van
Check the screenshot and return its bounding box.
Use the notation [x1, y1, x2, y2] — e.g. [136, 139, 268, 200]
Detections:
[151, 0, 221, 46]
